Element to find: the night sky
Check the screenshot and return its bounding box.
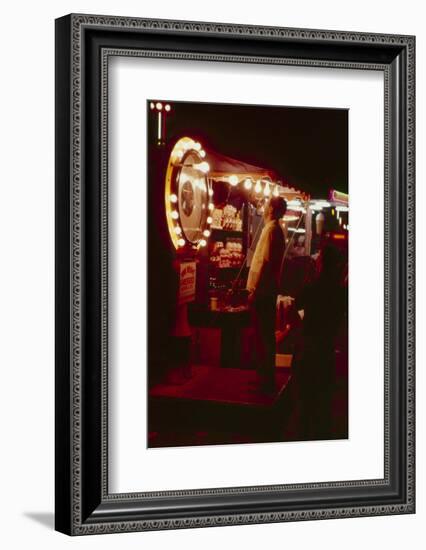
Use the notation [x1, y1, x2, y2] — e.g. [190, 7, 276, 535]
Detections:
[155, 100, 348, 199]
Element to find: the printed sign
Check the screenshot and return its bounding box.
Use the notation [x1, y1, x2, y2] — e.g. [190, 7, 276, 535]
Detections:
[178, 262, 196, 304]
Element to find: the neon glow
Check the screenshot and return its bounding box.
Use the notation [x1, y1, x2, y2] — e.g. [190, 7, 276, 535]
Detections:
[158, 111, 162, 141]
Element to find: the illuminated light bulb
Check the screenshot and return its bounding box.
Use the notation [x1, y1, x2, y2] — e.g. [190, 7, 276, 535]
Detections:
[197, 162, 210, 173]
[255, 180, 262, 194]
[173, 149, 184, 161]
[207, 216, 213, 224]
[177, 238, 185, 247]
[194, 142, 202, 151]
[273, 185, 279, 197]
[229, 175, 239, 186]
[174, 226, 182, 235]
[208, 203, 214, 211]
[343, 224, 347, 230]
[244, 178, 253, 190]
[264, 182, 271, 196]
[170, 194, 178, 203]
[149, 102, 155, 110]
[156, 102, 163, 110]
[165, 104, 171, 112]
[203, 230, 211, 237]
[200, 149, 206, 158]
[331, 208, 335, 216]
[171, 210, 179, 220]
[199, 239, 207, 247]
[208, 188, 213, 197]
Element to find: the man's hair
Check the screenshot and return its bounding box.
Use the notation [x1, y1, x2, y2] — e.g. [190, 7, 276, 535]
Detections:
[269, 196, 287, 219]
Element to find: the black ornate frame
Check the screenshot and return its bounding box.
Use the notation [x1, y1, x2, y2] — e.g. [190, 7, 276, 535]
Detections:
[55, 13, 415, 535]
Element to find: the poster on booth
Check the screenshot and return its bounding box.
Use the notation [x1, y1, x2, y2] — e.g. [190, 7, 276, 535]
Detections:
[178, 262, 196, 305]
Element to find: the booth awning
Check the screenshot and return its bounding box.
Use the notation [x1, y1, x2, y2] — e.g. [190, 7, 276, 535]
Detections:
[205, 148, 308, 200]
[205, 148, 276, 180]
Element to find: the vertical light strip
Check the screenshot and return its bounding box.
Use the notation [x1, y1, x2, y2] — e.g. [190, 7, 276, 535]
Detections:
[158, 111, 162, 142]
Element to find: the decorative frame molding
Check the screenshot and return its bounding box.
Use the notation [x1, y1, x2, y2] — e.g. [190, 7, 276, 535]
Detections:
[55, 14, 415, 535]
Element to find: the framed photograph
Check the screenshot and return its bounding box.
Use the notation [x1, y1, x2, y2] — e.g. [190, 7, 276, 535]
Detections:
[55, 14, 415, 535]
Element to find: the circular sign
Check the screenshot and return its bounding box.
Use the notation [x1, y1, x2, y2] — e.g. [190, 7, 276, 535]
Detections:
[165, 137, 212, 250]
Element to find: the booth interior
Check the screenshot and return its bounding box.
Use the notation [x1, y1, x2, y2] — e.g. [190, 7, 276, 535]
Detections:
[148, 129, 348, 448]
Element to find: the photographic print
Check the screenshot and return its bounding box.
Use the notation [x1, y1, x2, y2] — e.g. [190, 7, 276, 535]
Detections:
[55, 15, 414, 534]
[147, 100, 349, 448]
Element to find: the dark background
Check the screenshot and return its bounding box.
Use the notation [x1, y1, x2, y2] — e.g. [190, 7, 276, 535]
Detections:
[158, 100, 348, 198]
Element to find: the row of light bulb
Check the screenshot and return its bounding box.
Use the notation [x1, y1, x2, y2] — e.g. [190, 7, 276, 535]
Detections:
[150, 101, 171, 112]
[171, 139, 208, 168]
[228, 176, 280, 197]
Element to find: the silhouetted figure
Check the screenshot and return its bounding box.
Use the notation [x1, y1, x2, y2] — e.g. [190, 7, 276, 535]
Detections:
[294, 241, 348, 440]
[246, 197, 287, 393]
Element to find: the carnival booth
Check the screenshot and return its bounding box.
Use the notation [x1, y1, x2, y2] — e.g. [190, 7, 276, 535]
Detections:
[148, 129, 349, 446]
[148, 135, 309, 442]
[161, 136, 310, 370]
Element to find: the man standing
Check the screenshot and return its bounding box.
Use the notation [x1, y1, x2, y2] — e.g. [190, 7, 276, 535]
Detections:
[247, 196, 287, 392]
